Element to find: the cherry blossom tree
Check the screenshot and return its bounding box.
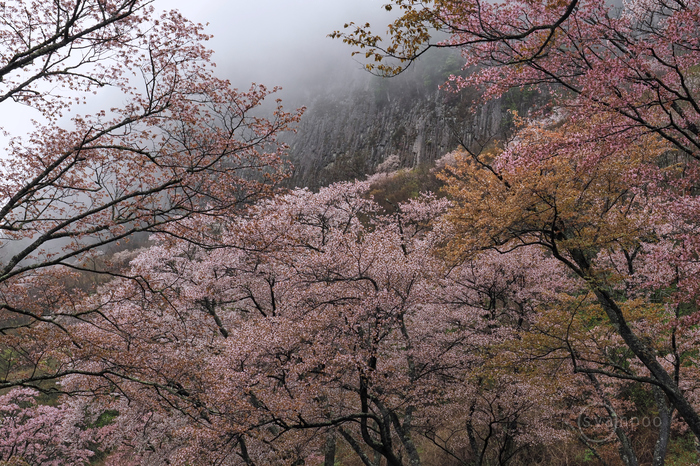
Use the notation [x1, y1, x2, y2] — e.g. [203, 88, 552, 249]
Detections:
[336, 0, 700, 450]
[335, 0, 700, 161]
[0, 0, 301, 390]
[51, 181, 582, 465]
[0, 388, 100, 465]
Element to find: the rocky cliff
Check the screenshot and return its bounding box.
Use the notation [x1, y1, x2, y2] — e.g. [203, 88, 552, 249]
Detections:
[284, 52, 542, 189]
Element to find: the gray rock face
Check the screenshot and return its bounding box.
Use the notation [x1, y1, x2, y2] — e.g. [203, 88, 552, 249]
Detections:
[284, 61, 540, 189]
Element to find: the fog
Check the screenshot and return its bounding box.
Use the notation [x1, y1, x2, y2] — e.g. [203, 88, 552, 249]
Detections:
[157, 0, 396, 106]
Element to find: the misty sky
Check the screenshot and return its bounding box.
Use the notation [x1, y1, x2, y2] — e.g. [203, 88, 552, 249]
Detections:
[158, 0, 392, 100]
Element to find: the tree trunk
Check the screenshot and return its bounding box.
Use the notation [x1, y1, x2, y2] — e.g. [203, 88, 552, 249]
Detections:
[339, 427, 381, 466]
[563, 248, 700, 441]
[325, 431, 337, 466]
[652, 386, 672, 466]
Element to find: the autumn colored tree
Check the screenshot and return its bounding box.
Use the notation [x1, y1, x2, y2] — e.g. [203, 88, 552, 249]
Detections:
[0, 0, 301, 390]
[437, 115, 700, 464]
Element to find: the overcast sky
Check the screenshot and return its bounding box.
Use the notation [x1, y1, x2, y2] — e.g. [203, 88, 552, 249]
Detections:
[157, 0, 391, 101]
